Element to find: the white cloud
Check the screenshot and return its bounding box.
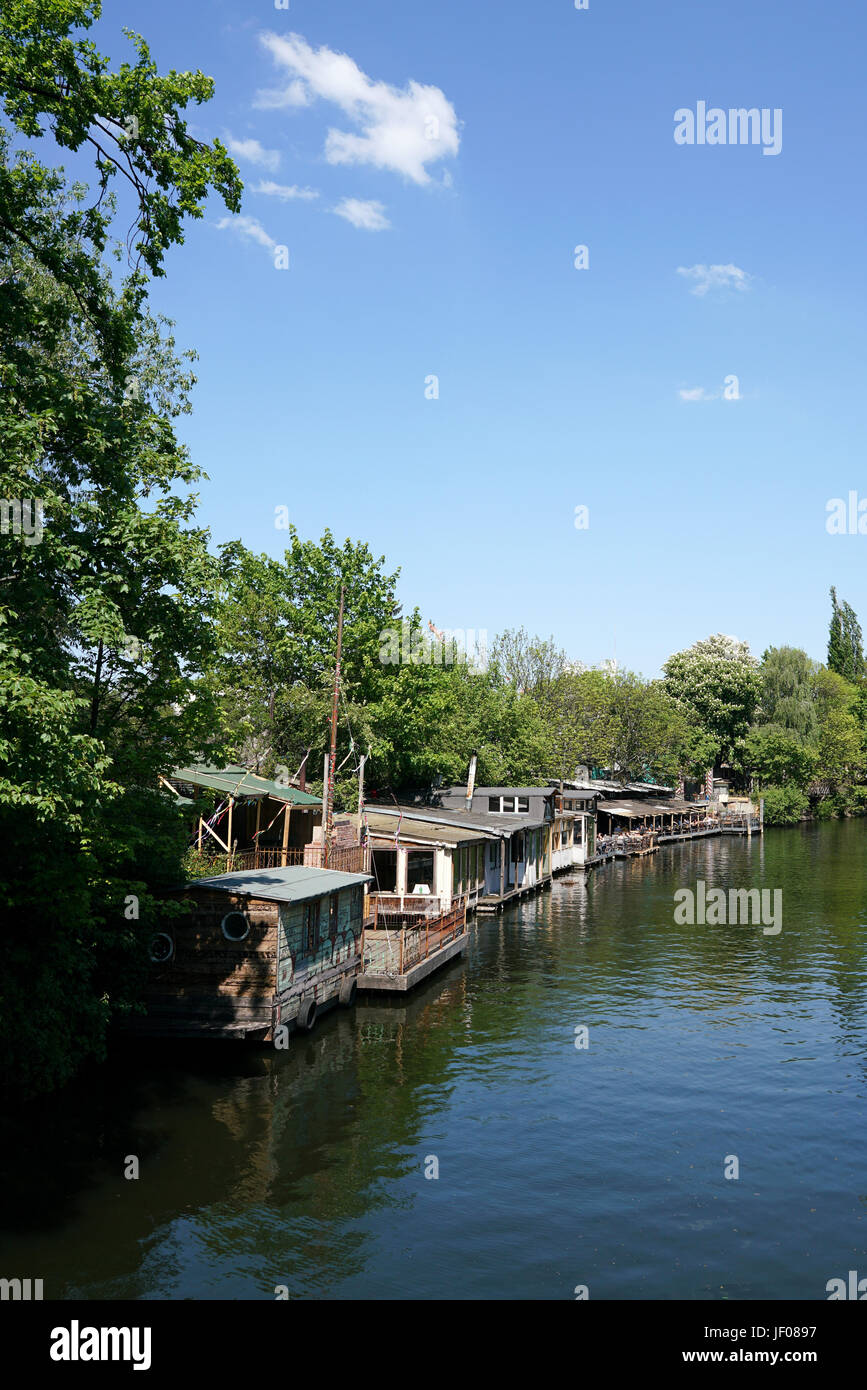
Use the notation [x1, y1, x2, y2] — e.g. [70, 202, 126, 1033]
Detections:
[254, 78, 310, 110]
[217, 214, 277, 251]
[253, 180, 319, 201]
[677, 263, 751, 297]
[257, 31, 460, 185]
[333, 197, 390, 231]
[225, 135, 281, 172]
[678, 387, 715, 401]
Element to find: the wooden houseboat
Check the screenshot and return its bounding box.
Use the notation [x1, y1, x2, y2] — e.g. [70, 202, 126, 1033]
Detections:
[131, 866, 371, 1041]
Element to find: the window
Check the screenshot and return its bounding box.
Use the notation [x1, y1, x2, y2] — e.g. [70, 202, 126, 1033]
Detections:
[371, 849, 397, 892]
[488, 796, 500, 812]
[221, 911, 250, 942]
[501, 796, 515, 812]
[488, 842, 499, 867]
[303, 899, 321, 954]
[407, 850, 434, 892]
[517, 797, 529, 813]
[350, 885, 363, 920]
[149, 932, 174, 963]
[329, 893, 340, 938]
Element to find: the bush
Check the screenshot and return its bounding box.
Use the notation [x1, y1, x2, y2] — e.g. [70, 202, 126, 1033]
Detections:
[813, 798, 836, 820]
[760, 784, 809, 825]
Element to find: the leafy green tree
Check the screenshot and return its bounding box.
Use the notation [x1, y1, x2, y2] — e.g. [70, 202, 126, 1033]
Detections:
[740, 725, 817, 789]
[489, 628, 569, 698]
[213, 531, 403, 773]
[0, 0, 240, 1095]
[760, 784, 809, 826]
[756, 646, 818, 741]
[827, 587, 864, 682]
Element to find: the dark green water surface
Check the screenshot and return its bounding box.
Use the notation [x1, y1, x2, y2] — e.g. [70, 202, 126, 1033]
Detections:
[2, 821, 866, 1299]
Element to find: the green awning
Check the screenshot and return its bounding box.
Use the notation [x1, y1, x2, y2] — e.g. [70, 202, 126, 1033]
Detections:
[170, 764, 322, 808]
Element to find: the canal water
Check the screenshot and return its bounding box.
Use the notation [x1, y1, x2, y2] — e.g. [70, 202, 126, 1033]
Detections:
[2, 820, 866, 1300]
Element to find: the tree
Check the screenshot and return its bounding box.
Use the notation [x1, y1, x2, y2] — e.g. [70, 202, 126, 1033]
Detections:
[213, 531, 403, 773]
[0, 0, 241, 1095]
[740, 725, 817, 789]
[489, 628, 570, 698]
[827, 587, 864, 682]
[662, 634, 761, 763]
[756, 646, 818, 741]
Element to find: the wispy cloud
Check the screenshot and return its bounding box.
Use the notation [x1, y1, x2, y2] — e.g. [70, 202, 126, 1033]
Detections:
[217, 214, 277, 252]
[225, 135, 281, 172]
[677, 263, 751, 297]
[257, 31, 460, 185]
[253, 180, 319, 201]
[254, 79, 310, 111]
[678, 386, 716, 401]
[333, 197, 390, 231]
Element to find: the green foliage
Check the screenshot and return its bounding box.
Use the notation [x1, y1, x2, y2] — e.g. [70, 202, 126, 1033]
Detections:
[757, 646, 818, 740]
[0, 0, 239, 1096]
[740, 725, 817, 789]
[827, 587, 864, 683]
[759, 785, 809, 826]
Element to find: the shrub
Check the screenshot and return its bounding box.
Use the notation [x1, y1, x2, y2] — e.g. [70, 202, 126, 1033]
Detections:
[760, 784, 809, 826]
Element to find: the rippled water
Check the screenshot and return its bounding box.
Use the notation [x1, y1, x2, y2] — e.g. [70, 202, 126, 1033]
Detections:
[3, 820, 866, 1300]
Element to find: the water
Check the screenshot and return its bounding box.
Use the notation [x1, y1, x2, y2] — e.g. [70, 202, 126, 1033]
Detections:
[3, 820, 866, 1300]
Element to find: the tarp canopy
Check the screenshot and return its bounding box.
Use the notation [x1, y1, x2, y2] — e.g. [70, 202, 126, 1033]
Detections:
[171, 764, 322, 807]
[354, 811, 495, 846]
[597, 799, 702, 818]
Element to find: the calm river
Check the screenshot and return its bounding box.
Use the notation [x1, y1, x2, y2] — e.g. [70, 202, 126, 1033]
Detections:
[3, 820, 866, 1299]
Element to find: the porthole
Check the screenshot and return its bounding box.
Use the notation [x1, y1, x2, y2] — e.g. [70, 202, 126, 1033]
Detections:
[222, 910, 250, 942]
[149, 932, 174, 964]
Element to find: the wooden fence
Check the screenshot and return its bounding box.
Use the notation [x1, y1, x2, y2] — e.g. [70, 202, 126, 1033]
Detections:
[367, 893, 447, 923]
[194, 843, 368, 876]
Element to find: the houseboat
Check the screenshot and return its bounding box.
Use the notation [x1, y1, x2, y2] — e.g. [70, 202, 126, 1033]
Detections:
[132, 865, 372, 1041]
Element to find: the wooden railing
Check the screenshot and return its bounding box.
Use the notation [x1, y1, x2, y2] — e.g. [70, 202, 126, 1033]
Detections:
[596, 831, 658, 854]
[192, 843, 368, 876]
[361, 899, 467, 977]
[368, 892, 446, 922]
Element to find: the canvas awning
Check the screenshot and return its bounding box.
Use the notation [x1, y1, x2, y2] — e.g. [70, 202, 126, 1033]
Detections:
[170, 764, 322, 807]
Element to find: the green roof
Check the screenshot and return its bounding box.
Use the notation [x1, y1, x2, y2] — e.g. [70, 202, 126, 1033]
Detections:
[187, 866, 371, 903]
[170, 764, 322, 807]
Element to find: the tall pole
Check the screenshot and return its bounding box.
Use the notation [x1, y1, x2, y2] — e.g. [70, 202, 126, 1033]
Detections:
[357, 752, 367, 824]
[324, 583, 344, 868]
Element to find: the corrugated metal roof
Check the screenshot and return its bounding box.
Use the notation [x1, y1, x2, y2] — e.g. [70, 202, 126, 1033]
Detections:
[171, 765, 322, 807]
[186, 866, 371, 902]
[354, 811, 492, 845]
[364, 804, 548, 835]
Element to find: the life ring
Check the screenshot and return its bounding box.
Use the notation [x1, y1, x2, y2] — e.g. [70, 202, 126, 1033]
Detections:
[296, 996, 317, 1032]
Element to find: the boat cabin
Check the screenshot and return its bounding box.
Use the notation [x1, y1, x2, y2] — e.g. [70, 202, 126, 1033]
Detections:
[134, 866, 372, 1041]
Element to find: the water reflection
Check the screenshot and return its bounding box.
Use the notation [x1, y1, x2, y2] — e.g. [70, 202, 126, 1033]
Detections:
[1, 820, 865, 1299]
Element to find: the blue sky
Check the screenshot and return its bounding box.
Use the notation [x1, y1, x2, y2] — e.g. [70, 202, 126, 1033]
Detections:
[79, 0, 867, 675]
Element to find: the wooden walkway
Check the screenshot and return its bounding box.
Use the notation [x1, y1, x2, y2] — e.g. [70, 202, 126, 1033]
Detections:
[475, 875, 552, 915]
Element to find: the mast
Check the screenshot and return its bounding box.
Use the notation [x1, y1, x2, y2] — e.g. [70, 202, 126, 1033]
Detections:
[324, 583, 344, 867]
